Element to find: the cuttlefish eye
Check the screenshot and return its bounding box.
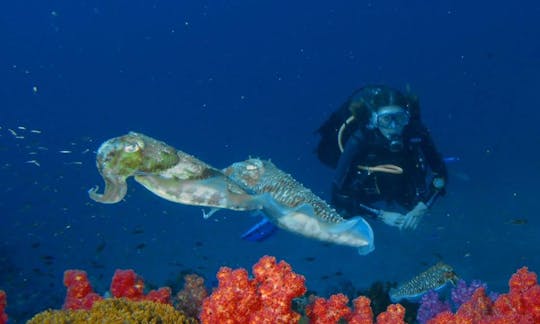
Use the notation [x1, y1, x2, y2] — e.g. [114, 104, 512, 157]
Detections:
[124, 143, 141, 153]
[246, 163, 257, 170]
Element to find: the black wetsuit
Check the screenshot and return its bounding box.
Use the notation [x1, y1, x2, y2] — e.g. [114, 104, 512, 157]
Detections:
[331, 121, 447, 218]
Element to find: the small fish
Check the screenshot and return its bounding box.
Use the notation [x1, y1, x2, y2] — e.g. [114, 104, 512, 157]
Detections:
[25, 160, 40, 167]
[59, 150, 72, 154]
[96, 241, 106, 253]
[90, 261, 105, 269]
[506, 218, 528, 225]
[135, 243, 146, 250]
[17, 126, 26, 130]
[30, 129, 42, 134]
[8, 128, 17, 136]
[131, 228, 145, 234]
[389, 262, 458, 303]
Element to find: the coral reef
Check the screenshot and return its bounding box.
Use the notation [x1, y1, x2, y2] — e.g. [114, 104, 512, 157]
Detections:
[28, 298, 196, 323]
[175, 273, 208, 318]
[23, 256, 540, 323]
[200, 255, 307, 323]
[428, 267, 540, 323]
[0, 290, 7, 324]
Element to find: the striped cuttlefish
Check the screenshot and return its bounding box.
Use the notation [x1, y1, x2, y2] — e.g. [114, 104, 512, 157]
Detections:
[389, 262, 458, 303]
[223, 158, 375, 255]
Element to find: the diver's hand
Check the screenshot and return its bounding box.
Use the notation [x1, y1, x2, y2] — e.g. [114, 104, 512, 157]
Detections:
[379, 211, 406, 229]
[402, 202, 428, 230]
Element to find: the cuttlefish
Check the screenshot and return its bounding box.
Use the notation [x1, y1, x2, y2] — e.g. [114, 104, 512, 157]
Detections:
[389, 262, 458, 303]
[223, 158, 375, 255]
[88, 132, 263, 213]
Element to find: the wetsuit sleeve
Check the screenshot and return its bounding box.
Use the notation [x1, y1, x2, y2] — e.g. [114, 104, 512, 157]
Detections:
[417, 124, 448, 197]
[331, 130, 368, 216]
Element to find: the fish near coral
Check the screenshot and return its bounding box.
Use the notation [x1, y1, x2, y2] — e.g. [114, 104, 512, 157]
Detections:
[88, 132, 263, 213]
[223, 158, 375, 255]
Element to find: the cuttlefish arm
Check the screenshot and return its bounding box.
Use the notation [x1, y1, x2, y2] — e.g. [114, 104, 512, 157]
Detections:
[88, 132, 182, 203]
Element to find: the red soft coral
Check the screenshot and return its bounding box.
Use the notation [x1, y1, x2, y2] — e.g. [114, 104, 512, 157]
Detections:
[110, 269, 145, 300]
[0, 290, 7, 324]
[200, 255, 306, 324]
[62, 270, 103, 310]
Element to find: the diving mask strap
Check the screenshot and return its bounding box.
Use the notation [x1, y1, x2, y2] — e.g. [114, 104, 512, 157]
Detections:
[338, 115, 356, 153]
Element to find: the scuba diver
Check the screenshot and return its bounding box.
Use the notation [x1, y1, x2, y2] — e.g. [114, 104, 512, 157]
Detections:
[316, 85, 447, 230]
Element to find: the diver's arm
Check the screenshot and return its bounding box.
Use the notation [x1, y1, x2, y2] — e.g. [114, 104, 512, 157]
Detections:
[331, 130, 367, 216]
[333, 129, 364, 189]
[417, 124, 448, 197]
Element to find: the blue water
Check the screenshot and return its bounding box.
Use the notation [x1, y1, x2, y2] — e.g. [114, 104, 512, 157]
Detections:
[1, 1, 539, 322]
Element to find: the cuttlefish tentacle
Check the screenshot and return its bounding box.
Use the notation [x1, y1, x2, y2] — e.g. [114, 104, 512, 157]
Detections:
[223, 158, 375, 254]
[89, 132, 264, 212]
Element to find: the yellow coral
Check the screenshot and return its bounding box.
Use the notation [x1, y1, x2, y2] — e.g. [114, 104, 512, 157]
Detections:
[28, 298, 197, 324]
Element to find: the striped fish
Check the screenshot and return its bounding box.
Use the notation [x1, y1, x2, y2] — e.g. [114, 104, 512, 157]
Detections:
[389, 262, 458, 303]
[223, 158, 375, 255]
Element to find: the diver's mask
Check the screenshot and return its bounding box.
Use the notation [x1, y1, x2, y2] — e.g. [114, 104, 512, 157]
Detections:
[375, 106, 410, 152]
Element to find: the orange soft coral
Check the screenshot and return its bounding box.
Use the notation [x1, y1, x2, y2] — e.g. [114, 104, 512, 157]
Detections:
[306, 293, 352, 324]
[200, 255, 306, 324]
[375, 303, 406, 324]
[348, 296, 374, 324]
[250, 255, 307, 323]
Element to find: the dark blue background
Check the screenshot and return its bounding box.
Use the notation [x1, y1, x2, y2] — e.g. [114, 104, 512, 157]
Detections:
[1, 1, 539, 322]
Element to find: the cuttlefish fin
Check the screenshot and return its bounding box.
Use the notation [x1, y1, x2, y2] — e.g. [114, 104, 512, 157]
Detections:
[325, 216, 375, 255]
